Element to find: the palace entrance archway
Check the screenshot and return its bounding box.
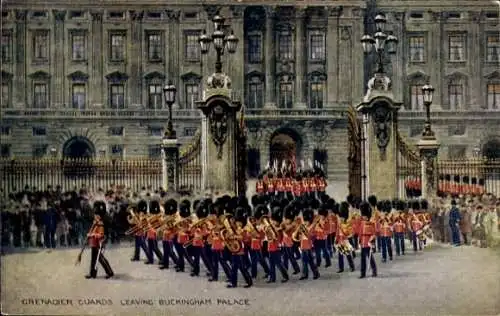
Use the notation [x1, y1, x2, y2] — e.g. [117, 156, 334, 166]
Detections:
[63, 136, 95, 158]
[269, 128, 302, 172]
[483, 139, 500, 159]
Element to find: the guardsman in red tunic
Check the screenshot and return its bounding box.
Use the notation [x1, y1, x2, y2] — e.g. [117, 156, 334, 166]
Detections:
[267, 174, 276, 197]
[326, 200, 338, 257]
[316, 176, 326, 197]
[379, 201, 394, 263]
[284, 174, 294, 195]
[302, 174, 311, 197]
[392, 202, 407, 256]
[256, 176, 266, 195]
[145, 201, 164, 265]
[159, 199, 179, 270]
[276, 174, 286, 198]
[314, 205, 332, 268]
[309, 175, 317, 199]
[293, 176, 303, 197]
[85, 204, 114, 279]
[190, 203, 212, 277]
[408, 201, 424, 252]
[265, 207, 289, 283]
[359, 202, 377, 278]
[174, 200, 193, 273]
[368, 195, 381, 253]
[298, 208, 320, 280]
[130, 201, 150, 262]
[336, 202, 355, 273]
[227, 207, 253, 288]
[247, 205, 270, 279]
[280, 205, 301, 275]
[208, 204, 231, 282]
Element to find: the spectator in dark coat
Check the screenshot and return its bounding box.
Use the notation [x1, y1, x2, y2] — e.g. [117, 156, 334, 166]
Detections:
[449, 200, 462, 246]
[43, 205, 59, 249]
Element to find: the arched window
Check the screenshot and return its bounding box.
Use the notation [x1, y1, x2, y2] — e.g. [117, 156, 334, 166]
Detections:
[308, 72, 326, 109]
[29, 71, 51, 109]
[446, 74, 468, 110]
[406, 71, 429, 111]
[246, 73, 264, 109]
[144, 71, 166, 110]
[181, 72, 201, 110]
[485, 71, 500, 110]
[277, 73, 294, 109]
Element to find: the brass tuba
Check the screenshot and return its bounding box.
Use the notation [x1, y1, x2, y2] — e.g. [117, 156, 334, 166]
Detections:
[260, 215, 278, 241]
[219, 214, 242, 253]
[291, 223, 309, 242]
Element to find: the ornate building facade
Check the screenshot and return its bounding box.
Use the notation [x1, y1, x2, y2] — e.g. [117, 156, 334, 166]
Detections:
[1, 0, 499, 180]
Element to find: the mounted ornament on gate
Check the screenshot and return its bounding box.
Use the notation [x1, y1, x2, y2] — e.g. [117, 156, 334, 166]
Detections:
[209, 104, 229, 159]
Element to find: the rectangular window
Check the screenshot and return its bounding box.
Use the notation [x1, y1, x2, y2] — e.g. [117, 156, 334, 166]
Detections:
[33, 83, 48, 108]
[279, 82, 293, 109]
[0, 126, 11, 135]
[32, 127, 47, 136]
[309, 32, 325, 61]
[185, 83, 199, 109]
[32, 144, 48, 158]
[110, 84, 125, 109]
[448, 83, 464, 109]
[33, 31, 49, 60]
[147, 33, 162, 61]
[148, 84, 163, 109]
[110, 33, 125, 61]
[110, 144, 124, 158]
[278, 32, 293, 60]
[70, 11, 84, 19]
[183, 127, 197, 137]
[1, 83, 10, 108]
[1, 144, 11, 158]
[447, 145, 466, 159]
[149, 127, 164, 136]
[410, 84, 424, 110]
[487, 83, 500, 109]
[185, 31, 200, 61]
[409, 36, 425, 62]
[448, 34, 466, 61]
[71, 33, 86, 61]
[486, 34, 499, 62]
[108, 12, 124, 19]
[247, 33, 262, 63]
[72, 84, 86, 109]
[247, 79, 263, 109]
[108, 127, 124, 136]
[148, 145, 162, 158]
[1, 33, 12, 62]
[309, 82, 324, 109]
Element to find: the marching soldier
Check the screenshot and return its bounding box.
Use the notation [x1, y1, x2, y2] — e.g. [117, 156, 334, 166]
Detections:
[368, 195, 381, 253]
[174, 200, 194, 273]
[85, 203, 114, 279]
[336, 202, 355, 273]
[130, 201, 150, 262]
[145, 201, 163, 264]
[227, 207, 253, 288]
[280, 204, 301, 275]
[379, 201, 394, 262]
[298, 208, 320, 280]
[408, 201, 424, 252]
[326, 199, 339, 258]
[392, 201, 407, 256]
[159, 199, 179, 270]
[359, 201, 377, 278]
[314, 202, 332, 268]
[208, 200, 231, 282]
[266, 207, 289, 283]
[189, 202, 211, 277]
[256, 175, 266, 196]
[247, 204, 270, 279]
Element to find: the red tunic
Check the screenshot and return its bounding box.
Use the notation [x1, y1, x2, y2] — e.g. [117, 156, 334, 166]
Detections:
[314, 220, 328, 240]
[300, 236, 313, 250]
[393, 221, 406, 233]
[268, 240, 279, 252]
[284, 178, 293, 192]
[267, 181, 275, 193]
[410, 217, 423, 232]
[162, 229, 176, 241]
[380, 220, 392, 237]
[281, 233, 294, 248]
[88, 220, 105, 248]
[309, 179, 317, 192]
[192, 228, 204, 247]
[316, 178, 326, 192]
[359, 219, 376, 248]
[302, 179, 310, 193]
[293, 180, 302, 196]
[352, 217, 362, 235]
[335, 223, 351, 244]
[256, 181, 265, 194]
[211, 235, 224, 251]
[146, 228, 157, 240]
[177, 231, 189, 244]
[328, 214, 338, 235]
[276, 179, 285, 192]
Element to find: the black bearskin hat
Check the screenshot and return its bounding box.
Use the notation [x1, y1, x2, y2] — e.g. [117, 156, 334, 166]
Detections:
[193, 199, 201, 211]
[164, 199, 178, 215]
[280, 198, 290, 208]
[420, 199, 428, 211]
[397, 200, 406, 211]
[270, 200, 281, 210]
[346, 194, 354, 206]
[149, 200, 160, 214]
[179, 199, 191, 218]
[310, 198, 320, 210]
[271, 207, 282, 222]
[411, 200, 421, 211]
[376, 201, 384, 212]
[284, 204, 295, 220]
[251, 195, 260, 208]
[94, 201, 106, 217]
[392, 199, 399, 209]
[332, 203, 340, 215]
[137, 200, 148, 214]
[196, 202, 208, 219]
[237, 196, 249, 208]
[302, 208, 314, 223]
[253, 205, 267, 219]
[208, 203, 217, 215]
[383, 200, 392, 213]
[229, 196, 239, 210]
[318, 203, 328, 217]
[360, 201, 372, 218]
[339, 201, 349, 220]
[353, 197, 362, 209]
[368, 195, 378, 207]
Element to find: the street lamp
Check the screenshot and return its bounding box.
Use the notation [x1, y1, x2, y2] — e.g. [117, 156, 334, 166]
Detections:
[163, 80, 177, 139]
[199, 14, 239, 74]
[473, 146, 481, 159]
[421, 84, 435, 138]
[361, 12, 398, 74]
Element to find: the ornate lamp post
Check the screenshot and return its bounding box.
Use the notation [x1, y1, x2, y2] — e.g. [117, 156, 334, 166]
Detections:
[162, 80, 179, 193]
[421, 84, 435, 139]
[198, 15, 239, 73]
[163, 80, 177, 139]
[361, 13, 398, 74]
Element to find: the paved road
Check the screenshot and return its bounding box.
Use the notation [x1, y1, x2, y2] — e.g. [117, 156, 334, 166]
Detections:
[2, 241, 499, 316]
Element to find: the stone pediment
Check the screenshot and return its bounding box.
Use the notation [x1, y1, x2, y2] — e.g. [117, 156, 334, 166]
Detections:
[484, 70, 500, 80]
[0, 71, 13, 80]
[29, 71, 51, 80]
[308, 70, 327, 80]
[181, 72, 202, 81]
[144, 71, 166, 80]
[105, 71, 129, 82]
[407, 70, 429, 82]
[246, 71, 264, 80]
[67, 71, 89, 81]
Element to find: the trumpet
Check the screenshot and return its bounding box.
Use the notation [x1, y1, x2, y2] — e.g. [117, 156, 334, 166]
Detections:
[260, 215, 279, 241]
[126, 206, 140, 225]
[291, 223, 309, 243]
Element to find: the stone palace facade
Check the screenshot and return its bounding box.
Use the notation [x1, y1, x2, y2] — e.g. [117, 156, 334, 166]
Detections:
[1, 0, 499, 180]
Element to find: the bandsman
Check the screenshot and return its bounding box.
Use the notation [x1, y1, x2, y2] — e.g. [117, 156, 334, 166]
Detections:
[159, 199, 179, 270]
[227, 207, 253, 288]
[130, 201, 149, 262]
[265, 207, 289, 283]
[392, 201, 407, 256]
[247, 204, 270, 279]
[336, 202, 355, 273]
[314, 202, 332, 268]
[379, 201, 393, 262]
[359, 201, 377, 278]
[280, 204, 301, 275]
[145, 200, 163, 265]
[298, 208, 320, 280]
[208, 199, 231, 282]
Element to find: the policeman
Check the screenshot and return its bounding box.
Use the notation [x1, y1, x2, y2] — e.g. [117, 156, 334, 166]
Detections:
[359, 201, 377, 278]
[85, 203, 114, 279]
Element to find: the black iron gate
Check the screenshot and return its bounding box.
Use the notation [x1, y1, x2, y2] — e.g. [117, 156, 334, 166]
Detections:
[347, 105, 363, 199]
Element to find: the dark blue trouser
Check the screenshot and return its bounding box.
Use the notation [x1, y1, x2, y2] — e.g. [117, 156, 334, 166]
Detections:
[301, 249, 319, 278]
[376, 236, 382, 252]
[230, 254, 252, 287]
[161, 240, 178, 267]
[147, 238, 162, 263]
[360, 247, 377, 277]
[380, 236, 393, 261]
[338, 252, 355, 271]
[268, 251, 288, 282]
[314, 239, 331, 267]
[249, 249, 270, 278]
[191, 246, 201, 275]
[211, 250, 231, 281]
[327, 234, 335, 257]
[282, 246, 300, 273]
[44, 229, 56, 249]
[394, 232, 405, 255]
[133, 236, 149, 260]
[411, 232, 422, 252]
[450, 225, 461, 245]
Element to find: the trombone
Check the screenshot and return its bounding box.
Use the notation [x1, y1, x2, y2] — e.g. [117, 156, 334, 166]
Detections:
[260, 215, 279, 241]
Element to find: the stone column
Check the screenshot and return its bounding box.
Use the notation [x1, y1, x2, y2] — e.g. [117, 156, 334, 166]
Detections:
[294, 8, 306, 109]
[417, 139, 440, 199]
[201, 115, 208, 191]
[90, 11, 104, 106]
[229, 6, 245, 98]
[130, 11, 144, 106]
[469, 12, 481, 108]
[197, 73, 241, 194]
[53, 10, 66, 106]
[357, 74, 402, 200]
[162, 137, 180, 193]
[14, 10, 27, 107]
[264, 6, 276, 108]
[326, 7, 341, 106]
[166, 10, 180, 88]
[429, 12, 443, 108]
